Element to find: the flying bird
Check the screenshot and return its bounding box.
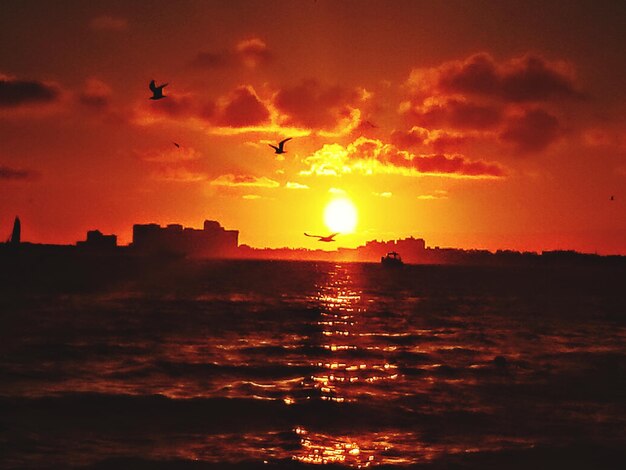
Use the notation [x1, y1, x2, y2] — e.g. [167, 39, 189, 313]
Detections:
[149, 80, 168, 100]
[269, 137, 292, 154]
[610, 195, 615, 201]
[173, 142, 180, 148]
[304, 232, 339, 242]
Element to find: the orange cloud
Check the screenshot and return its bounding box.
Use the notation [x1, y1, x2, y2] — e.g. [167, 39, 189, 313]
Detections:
[391, 126, 471, 152]
[78, 78, 112, 109]
[274, 79, 366, 132]
[417, 190, 449, 200]
[301, 137, 505, 178]
[210, 174, 280, 188]
[151, 167, 207, 183]
[285, 181, 309, 189]
[214, 86, 271, 127]
[235, 38, 271, 68]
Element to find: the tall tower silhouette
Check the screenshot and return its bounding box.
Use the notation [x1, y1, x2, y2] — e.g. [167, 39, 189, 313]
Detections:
[10, 216, 20, 245]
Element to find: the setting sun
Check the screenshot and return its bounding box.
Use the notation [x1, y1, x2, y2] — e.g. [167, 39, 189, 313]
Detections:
[324, 198, 358, 234]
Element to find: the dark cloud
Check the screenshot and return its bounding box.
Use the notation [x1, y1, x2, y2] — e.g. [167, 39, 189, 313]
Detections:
[0, 77, 59, 108]
[189, 51, 232, 69]
[400, 153, 504, 177]
[148, 95, 200, 119]
[0, 165, 39, 180]
[214, 86, 270, 127]
[275, 79, 363, 130]
[409, 52, 579, 103]
[501, 55, 580, 102]
[500, 108, 561, 152]
[190, 37, 270, 70]
[404, 98, 503, 130]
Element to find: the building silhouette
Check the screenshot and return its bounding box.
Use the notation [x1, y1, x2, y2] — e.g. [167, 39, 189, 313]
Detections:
[132, 220, 238, 257]
[9, 216, 20, 245]
[77, 230, 117, 250]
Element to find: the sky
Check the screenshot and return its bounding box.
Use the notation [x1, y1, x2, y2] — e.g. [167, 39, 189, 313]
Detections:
[1, 0, 625, 254]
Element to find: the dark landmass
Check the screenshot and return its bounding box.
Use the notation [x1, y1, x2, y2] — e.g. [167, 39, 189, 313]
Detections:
[2, 218, 624, 268]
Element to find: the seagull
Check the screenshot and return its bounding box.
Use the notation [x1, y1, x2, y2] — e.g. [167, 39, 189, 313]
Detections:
[304, 232, 339, 242]
[149, 80, 168, 100]
[269, 137, 292, 154]
[173, 142, 180, 148]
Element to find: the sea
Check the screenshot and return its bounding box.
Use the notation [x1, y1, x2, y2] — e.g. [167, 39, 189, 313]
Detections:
[1, 259, 625, 469]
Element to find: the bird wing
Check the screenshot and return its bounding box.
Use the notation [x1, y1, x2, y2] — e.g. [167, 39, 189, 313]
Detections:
[278, 137, 292, 149]
[269, 144, 279, 151]
[161, 83, 168, 88]
[149, 80, 157, 92]
[304, 233, 320, 238]
[328, 233, 339, 240]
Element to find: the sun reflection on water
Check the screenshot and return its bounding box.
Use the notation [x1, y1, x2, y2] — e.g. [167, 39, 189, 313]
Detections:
[293, 265, 400, 465]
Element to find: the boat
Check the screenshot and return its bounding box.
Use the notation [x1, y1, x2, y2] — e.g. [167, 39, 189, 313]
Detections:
[381, 251, 403, 266]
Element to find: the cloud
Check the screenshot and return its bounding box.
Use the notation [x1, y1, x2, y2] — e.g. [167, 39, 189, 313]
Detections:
[274, 79, 366, 132]
[373, 191, 392, 198]
[285, 181, 309, 189]
[242, 194, 262, 200]
[235, 38, 271, 68]
[78, 78, 112, 109]
[301, 137, 504, 178]
[391, 126, 471, 152]
[190, 51, 232, 69]
[150, 166, 206, 182]
[417, 190, 448, 200]
[210, 174, 280, 188]
[329, 187, 346, 195]
[0, 75, 59, 108]
[500, 108, 561, 152]
[401, 96, 503, 131]
[90, 15, 128, 31]
[191, 37, 270, 70]
[214, 86, 271, 127]
[0, 165, 39, 180]
[407, 52, 580, 103]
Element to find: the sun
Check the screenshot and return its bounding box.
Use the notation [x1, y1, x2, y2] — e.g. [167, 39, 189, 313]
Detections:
[324, 198, 358, 234]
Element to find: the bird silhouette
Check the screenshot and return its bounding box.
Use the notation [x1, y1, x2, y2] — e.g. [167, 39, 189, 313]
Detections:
[610, 195, 614, 201]
[304, 232, 339, 242]
[173, 142, 180, 148]
[149, 80, 168, 100]
[269, 137, 292, 154]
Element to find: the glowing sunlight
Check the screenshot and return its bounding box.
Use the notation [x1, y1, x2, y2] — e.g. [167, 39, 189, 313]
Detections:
[324, 198, 358, 234]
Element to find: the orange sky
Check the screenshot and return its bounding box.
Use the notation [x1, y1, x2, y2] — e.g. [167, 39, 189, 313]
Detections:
[1, 0, 625, 254]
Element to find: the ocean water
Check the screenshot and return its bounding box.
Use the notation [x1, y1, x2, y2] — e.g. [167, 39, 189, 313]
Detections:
[1, 259, 625, 469]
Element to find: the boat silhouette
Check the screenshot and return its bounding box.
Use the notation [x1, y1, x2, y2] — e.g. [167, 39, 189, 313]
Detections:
[381, 251, 403, 266]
